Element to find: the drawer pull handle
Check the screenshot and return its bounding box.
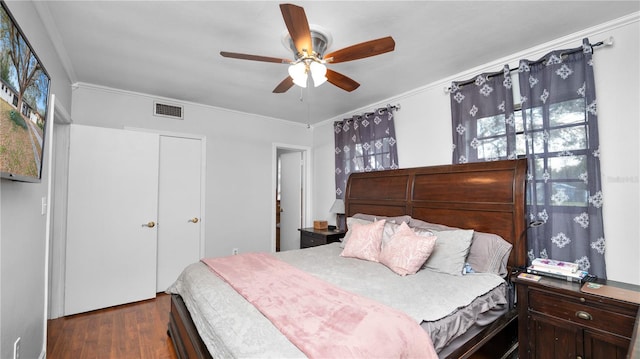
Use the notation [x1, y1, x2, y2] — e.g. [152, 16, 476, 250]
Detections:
[576, 311, 592, 320]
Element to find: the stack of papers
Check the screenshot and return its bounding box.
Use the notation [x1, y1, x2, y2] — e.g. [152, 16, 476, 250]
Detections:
[527, 258, 587, 283]
[530, 258, 579, 274]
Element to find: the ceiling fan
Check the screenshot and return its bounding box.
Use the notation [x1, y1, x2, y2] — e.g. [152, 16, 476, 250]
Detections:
[220, 3, 395, 93]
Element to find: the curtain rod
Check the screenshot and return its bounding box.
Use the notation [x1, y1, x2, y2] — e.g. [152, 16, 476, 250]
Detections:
[385, 103, 401, 112]
[343, 103, 401, 121]
[444, 37, 614, 93]
[363, 104, 400, 117]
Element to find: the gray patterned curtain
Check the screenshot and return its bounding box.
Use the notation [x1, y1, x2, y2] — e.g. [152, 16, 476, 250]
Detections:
[334, 107, 399, 199]
[450, 65, 516, 163]
[519, 38, 606, 278]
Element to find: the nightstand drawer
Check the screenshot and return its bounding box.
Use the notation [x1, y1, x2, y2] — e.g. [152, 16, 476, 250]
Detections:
[299, 228, 346, 249]
[304, 231, 326, 240]
[528, 288, 636, 338]
[301, 235, 323, 248]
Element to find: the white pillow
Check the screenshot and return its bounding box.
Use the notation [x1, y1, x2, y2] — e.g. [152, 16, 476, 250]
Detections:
[466, 232, 512, 276]
[409, 218, 511, 276]
[423, 229, 474, 276]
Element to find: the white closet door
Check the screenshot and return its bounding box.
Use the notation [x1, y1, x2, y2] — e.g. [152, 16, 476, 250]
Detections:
[65, 125, 160, 315]
[156, 135, 203, 291]
[279, 151, 303, 251]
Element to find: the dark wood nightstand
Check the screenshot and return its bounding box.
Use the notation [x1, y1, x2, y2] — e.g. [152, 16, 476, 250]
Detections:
[513, 274, 640, 359]
[298, 228, 346, 249]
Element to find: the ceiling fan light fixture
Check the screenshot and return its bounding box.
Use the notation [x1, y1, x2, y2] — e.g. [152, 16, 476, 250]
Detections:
[310, 61, 327, 87]
[288, 62, 308, 88]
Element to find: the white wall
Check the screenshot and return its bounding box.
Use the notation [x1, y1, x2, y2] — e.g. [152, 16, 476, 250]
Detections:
[66, 85, 312, 253]
[0, 2, 72, 358]
[47, 85, 314, 316]
[313, 14, 640, 285]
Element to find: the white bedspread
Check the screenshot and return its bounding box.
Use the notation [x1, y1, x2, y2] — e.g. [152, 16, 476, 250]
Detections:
[167, 243, 507, 357]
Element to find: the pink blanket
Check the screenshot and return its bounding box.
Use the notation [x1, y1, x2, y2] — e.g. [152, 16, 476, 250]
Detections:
[202, 253, 438, 358]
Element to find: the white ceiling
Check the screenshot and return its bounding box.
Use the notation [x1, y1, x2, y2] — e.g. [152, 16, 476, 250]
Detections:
[36, 1, 638, 125]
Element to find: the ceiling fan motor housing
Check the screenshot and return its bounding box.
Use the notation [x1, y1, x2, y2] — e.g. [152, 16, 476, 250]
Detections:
[288, 30, 329, 60]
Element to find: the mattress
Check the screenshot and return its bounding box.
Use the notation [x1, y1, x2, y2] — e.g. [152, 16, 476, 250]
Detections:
[167, 243, 507, 357]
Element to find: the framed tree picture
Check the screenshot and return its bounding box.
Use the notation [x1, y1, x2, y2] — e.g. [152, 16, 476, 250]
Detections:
[0, 1, 51, 182]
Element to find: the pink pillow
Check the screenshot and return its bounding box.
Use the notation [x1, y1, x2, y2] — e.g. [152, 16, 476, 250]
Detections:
[379, 222, 437, 276]
[340, 220, 386, 262]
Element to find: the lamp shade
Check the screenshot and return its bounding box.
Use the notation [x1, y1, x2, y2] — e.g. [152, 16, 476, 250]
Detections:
[329, 199, 345, 214]
[288, 62, 307, 88]
[309, 61, 327, 87]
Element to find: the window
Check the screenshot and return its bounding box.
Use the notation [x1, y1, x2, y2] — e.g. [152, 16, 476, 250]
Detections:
[475, 99, 590, 208]
[523, 99, 591, 208]
[351, 137, 396, 172]
[474, 112, 511, 161]
[334, 108, 399, 198]
[450, 39, 606, 278]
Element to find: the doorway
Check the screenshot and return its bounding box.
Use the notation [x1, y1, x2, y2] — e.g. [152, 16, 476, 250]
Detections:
[273, 144, 310, 252]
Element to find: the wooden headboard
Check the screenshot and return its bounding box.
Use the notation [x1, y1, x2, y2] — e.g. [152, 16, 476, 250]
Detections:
[344, 159, 528, 269]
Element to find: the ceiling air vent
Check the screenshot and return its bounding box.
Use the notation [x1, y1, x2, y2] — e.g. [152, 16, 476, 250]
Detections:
[154, 101, 183, 120]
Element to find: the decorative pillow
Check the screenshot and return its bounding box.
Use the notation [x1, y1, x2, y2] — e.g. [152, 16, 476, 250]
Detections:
[343, 214, 412, 248]
[423, 229, 474, 276]
[466, 232, 512, 276]
[340, 220, 386, 262]
[340, 217, 375, 248]
[379, 222, 437, 276]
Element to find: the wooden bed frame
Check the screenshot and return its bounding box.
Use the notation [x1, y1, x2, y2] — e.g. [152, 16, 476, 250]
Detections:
[168, 158, 528, 359]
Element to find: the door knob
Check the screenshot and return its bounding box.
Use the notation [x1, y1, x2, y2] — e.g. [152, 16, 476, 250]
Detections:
[142, 221, 156, 228]
[188, 217, 199, 223]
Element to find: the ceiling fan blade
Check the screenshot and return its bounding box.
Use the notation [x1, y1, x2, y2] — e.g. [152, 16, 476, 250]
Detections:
[220, 51, 291, 64]
[326, 69, 360, 92]
[280, 3, 312, 55]
[324, 36, 395, 64]
[273, 76, 295, 93]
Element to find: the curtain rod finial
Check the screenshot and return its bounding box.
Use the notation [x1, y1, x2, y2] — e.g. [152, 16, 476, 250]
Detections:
[604, 36, 614, 46]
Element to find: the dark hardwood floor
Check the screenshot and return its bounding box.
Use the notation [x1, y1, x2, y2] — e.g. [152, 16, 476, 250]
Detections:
[46, 292, 520, 358]
[47, 293, 178, 359]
